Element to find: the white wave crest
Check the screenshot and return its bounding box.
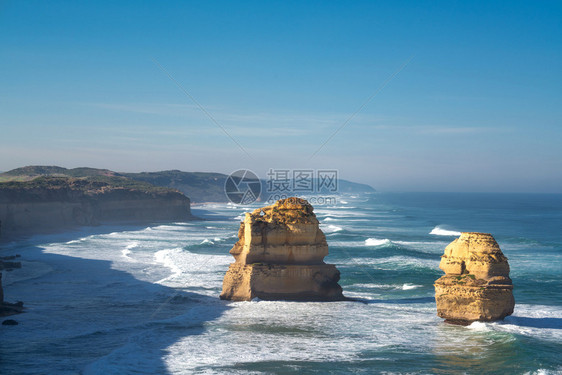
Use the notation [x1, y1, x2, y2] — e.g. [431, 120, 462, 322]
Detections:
[65, 238, 86, 245]
[353, 283, 422, 291]
[401, 283, 421, 290]
[430, 226, 461, 236]
[121, 241, 139, 259]
[365, 238, 392, 246]
[321, 224, 343, 233]
[154, 248, 184, 283]
[353, 283, 392, 289]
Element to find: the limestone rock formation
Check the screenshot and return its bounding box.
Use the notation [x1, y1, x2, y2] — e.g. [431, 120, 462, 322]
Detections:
[434, 232, 515, 323]
[220, 198, 344, 301]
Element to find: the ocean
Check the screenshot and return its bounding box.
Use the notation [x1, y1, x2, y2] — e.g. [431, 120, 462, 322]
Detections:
[1, 193, 561, 374]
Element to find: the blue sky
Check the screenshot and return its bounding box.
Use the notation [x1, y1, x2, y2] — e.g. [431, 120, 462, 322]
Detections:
[1, 0, 561, 192]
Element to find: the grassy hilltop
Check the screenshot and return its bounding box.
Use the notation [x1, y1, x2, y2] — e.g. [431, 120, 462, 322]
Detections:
[0, 166, 226, 202]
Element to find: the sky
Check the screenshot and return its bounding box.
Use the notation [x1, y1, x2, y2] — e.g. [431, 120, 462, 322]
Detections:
[1, 0, 561, 192]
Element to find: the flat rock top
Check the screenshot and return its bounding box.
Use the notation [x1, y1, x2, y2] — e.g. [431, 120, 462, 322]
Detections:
[248, 197, 317, 225]
[446, 232, 504, 256]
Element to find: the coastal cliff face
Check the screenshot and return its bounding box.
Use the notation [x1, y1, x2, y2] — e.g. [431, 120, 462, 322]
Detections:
[220, 198, 344, 301]
[0, 177, 192, 239]
[434, 232, 515, 323]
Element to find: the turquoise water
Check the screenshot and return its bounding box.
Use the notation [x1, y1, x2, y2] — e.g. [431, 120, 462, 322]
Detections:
[1, 193, 561, 374]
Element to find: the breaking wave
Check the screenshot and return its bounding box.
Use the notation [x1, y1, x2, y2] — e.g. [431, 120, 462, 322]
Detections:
[365, 238, 392, 247]
[321, 224, 343, 233]
[429, 226, 461, 236]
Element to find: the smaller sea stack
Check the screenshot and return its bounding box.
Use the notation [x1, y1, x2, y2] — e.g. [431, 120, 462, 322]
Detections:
[434, 232, 515, 324]
[220, 197, 344, 301]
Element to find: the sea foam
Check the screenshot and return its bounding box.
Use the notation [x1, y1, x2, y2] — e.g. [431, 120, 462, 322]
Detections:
[121, 241, 139, 259]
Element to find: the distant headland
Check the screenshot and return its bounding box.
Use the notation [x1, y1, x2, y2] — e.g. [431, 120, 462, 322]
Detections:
[0, 165, 376, 240]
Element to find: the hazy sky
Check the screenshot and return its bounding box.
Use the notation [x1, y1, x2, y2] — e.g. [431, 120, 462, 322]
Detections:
[1, 1, 561, 192]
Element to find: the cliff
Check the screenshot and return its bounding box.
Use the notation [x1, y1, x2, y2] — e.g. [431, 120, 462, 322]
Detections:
[220, 197, 344, 301]
[0, 176, 192, 239]
[434, 232, 515, 324]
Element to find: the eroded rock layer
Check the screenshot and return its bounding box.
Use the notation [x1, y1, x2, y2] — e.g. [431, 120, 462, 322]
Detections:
[434, 232, 515, 323]
[220, 198, 344, 301]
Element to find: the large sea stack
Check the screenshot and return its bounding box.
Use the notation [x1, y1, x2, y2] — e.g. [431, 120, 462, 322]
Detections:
[434, 232, 515, 324]
[220, 197, 344, 301]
